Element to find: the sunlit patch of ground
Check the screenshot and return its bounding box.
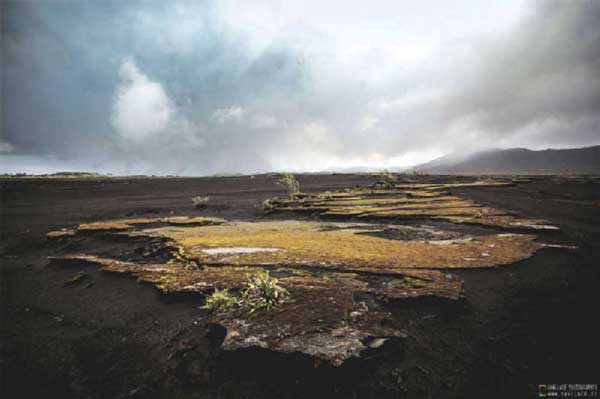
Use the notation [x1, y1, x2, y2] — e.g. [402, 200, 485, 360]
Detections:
[157, 220, 542, 270]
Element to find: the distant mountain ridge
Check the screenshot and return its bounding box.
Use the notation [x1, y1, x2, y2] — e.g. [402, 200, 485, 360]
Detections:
[411, 145, 600, 175]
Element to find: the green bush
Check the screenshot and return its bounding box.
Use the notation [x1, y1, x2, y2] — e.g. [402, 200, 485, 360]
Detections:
[277, 173, 300, 198]
[241, 271, 289, 314]
[376, 169, 396, 189]
[260, 198, 276, 212]
[200, 272, 290, 315]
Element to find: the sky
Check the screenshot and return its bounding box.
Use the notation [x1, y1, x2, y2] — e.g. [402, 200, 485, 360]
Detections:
[1, 0, 599, 175]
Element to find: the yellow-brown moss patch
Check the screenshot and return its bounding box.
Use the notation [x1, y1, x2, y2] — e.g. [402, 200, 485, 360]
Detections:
[55, 216, 227, 235]
[155, 221, 542, 271]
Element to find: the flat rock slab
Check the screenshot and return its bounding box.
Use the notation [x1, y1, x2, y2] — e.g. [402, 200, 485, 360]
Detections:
[45, 202, 552, 365]
[48, 253, 451, 365]
[46, 216, 226, 238]
[267, 180, 558, 230]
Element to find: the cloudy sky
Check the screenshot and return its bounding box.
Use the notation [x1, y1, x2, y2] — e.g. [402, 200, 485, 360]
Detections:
[2, 0, 599, 175]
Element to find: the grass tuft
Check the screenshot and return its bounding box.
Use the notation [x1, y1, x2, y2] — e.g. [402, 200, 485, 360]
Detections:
[201, 288, 237, 311]
[192, 196, 209, 208]
[241, 271, 289, 314]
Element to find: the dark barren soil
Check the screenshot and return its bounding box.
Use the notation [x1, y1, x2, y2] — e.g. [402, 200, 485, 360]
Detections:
[2, 174, 599, 399]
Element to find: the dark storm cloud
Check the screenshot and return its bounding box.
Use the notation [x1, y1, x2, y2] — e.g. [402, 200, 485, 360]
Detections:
[446, 0, 600, 146]
[1, 0, 599, 174]
[1, 0, 306, 174]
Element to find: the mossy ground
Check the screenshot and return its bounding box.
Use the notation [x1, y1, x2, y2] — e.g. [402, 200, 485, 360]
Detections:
[158, 220, 542, 271]
[45, 177, 559, 365]
[265, 179, 556, 230]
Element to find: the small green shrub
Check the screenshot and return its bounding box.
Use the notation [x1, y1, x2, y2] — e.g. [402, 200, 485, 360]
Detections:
[199, 273, 290, 315]
[376, 169, 396, 189]
[192, 196, 209, 208]
[241, 271, 289, 314]
[260, 198, 276, 212]
[277, 173, 300, 198]
[201, 288, 236, 311]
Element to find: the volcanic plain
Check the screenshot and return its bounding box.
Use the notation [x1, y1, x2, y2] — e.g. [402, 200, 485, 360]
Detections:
[2, 173, 599, 398]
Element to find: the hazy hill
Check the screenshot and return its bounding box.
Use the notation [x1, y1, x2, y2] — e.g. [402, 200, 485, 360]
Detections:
[411, 146, 600, 175]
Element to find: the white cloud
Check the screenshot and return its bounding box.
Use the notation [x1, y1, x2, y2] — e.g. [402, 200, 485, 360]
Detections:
[212, 106, 246, 124]
[251, 114, 280, 129]
[111, 58, 207, 151]
[360, 115, 379, 131]
[111, 58, 174, 141]
[303, 122, 330, 146]
[376, 89, 446, 113]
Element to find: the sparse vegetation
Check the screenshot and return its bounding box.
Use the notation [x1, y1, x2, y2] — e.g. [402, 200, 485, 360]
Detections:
[260, 198, 276, 212]
[200, 272, 289, 314]
[192, 196, 209, 208]
[376, 169, 397, 189]
[410, 168, 427, 176]
[201, 288, 237, 311]
[168, 244, 198, 268]
[241, 271, 289, 314]
[277, 173, 300, 198]
[152, 275, 181, 292]
[22, 171, 593, 382]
